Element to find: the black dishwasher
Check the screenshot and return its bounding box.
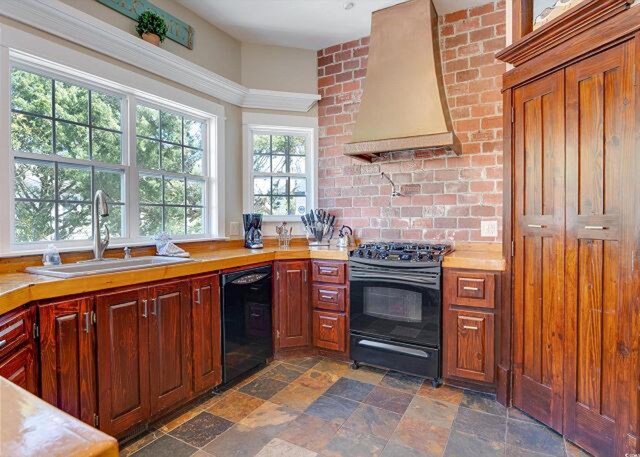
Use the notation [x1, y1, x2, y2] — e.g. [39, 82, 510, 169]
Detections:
[221, 264, 273, 385]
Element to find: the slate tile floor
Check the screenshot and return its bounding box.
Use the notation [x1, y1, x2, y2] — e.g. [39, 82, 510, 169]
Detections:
[121, 357, 591, 457]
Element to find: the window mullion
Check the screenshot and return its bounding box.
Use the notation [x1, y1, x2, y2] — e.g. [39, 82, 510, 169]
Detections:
[126, 94, 139, 241]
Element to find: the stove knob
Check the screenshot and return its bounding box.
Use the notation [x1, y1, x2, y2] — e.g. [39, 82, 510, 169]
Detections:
[366, 250, 373, 258]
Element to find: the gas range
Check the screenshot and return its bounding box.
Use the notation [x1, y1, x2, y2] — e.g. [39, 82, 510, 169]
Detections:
[350, 242, 454, 264]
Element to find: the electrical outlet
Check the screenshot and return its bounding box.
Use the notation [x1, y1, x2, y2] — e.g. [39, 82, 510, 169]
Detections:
[481, 220, 498, 237]
[229, 221, 241, 236]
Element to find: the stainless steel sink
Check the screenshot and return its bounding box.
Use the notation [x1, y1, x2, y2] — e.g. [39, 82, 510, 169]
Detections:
[26, 256, 194, 278]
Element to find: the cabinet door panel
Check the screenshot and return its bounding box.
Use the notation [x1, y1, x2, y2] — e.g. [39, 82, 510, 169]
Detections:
[445, 309, 494, 383]
[565, 42, 637, 456]
[96, 288, 149, 437]
[149, 280, 191, 415]
[277, 261, 310, 349]
[512, 69, 565, 432]
[312, 311, 346, 353]
[0, 343, 37, 394]
[192, 275, 222, 394]
[39, 298, 96, 425]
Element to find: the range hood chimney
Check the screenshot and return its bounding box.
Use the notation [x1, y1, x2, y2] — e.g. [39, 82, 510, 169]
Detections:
[344, 0, 459, 161]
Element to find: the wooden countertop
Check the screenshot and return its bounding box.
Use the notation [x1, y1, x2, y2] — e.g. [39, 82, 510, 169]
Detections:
[0, 243, 504, 316]
[0, 377, 118, 457]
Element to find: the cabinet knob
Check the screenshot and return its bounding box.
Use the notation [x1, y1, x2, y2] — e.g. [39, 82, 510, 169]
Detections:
[0, 339, 6, 348]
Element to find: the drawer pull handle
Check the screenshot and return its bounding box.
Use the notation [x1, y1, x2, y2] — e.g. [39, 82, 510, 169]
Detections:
[195, 288, 201, 304]
[321, 295, 334, 300]
[463, 325, 478, 330]
[142, 299, 148, 318]
[319, 268, 335, 274]
[459, 316, 483, 322]
[321, 324, 333, 329]
[84, 312, 90, 334]
[584, 225, 607, 230]
[527, 224, 545, 228]
[0, 339, 6, 348]
[463, 286, 479, 291]
[250, 313, 261, 318]
[151, 298, 157, 316]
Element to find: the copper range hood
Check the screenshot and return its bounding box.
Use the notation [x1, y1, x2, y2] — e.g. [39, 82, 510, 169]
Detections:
[344, 0, 459, 161]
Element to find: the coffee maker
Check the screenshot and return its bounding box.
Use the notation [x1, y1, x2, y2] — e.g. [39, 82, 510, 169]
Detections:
[243, 213, 264, 249]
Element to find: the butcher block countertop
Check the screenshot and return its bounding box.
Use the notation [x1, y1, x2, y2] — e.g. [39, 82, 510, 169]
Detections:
[0, 242, 503, 316]
[0, 378, 118, 457]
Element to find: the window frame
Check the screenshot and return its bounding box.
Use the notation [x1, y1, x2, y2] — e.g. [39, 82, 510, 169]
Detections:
[243, 114, 317, 223]
[3, 53, 221, 253]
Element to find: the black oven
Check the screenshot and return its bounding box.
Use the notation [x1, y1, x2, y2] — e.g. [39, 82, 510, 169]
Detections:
[349, 256, 443, 382]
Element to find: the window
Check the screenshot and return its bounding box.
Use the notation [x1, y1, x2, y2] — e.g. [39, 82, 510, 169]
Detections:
[10, 67, 125, 244]
[135, 104, 207, 236]
[7, 63, 217, 251]
[247, 127, 314, 218]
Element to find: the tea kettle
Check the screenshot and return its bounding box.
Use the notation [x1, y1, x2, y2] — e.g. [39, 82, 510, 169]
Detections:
[336, 225, 354, 248]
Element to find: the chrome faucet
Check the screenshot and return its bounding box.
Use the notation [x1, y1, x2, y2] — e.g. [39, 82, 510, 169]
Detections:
[93, 190, 110, 261]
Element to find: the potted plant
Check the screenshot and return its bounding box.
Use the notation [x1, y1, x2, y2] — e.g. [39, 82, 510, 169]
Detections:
[136, 10, 167, 46]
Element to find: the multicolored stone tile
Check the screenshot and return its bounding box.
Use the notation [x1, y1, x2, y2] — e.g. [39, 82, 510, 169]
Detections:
[379, 371, 425, 394]
[279, 356, 322, 370]
[343, 364, 388, 385]
[452, 406, 506, 443]
[130, 434, 197, 457]
[363, 386, 414, 415]
[202, 423, 272, 457]
[270, 382, 323, 411]
[260, 363, 306, 383]
[293, 369, 339, 391]
[404, 396, 459, 429]
[239, 376, 289, 400]
[206, 390, 265, 423]
[304, 394, 359, 425]
[325, 377, 375, 402]
[390, 416, 450, 456]
[342, 403, 402, 440]
[460, 390, 507, 417]
[321, 428, 387, 457]
[255, 438, 317, 457]
[239, 401, 300, 438]
[169, 411, 233, 448]
[312, 359, 351, 377]
[277, 413, 340, 453]
[444, 430, 505, 457]
[506, 420, 565, 457]
[120, 427, 165, 456]
[416, 384, 464, 405]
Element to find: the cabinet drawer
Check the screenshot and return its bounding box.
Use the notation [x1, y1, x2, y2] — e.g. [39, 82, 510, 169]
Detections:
[445, 310, 494, 383]
[0, 308, 33, 360]
[312, 261, 346, 284]
[450, 271, 495, 309]
[0, 342, 38, 394]
[312, 311, 346, 353]
[312, 284, 346, 312]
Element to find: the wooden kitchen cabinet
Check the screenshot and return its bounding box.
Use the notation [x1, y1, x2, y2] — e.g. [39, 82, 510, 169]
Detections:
[276, 260, 310, 349]
[443, 269, 498, 387]
[39, 297, 97, 426]
[312, 310, 346, 353]
[0, 307, 37, 395]
[96, 287, 150, 437]
[311, 260, 348, 355]
[0, 343, 37, 394]
[148, 280, 191, 415]
[191, 274, 222, 395]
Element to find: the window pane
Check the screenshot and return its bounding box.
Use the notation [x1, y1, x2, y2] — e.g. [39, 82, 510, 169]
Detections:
[11, 113, 53, 154]
[253, 196, 271, 214]
[186, 180, 205, 206]
[187, 207, 204, 235]
[58, 165, 91, 202]
[137, 105, 160, 138]
[184, 148, 203, 175]
[139, 175, 162, 204]
[54, 81, 88, 123]
[253, 154, 270, 173]
[161, 144, 182, 173]
[14, 201, 55, 243]
[289, 156, 306, 174]
[140, 205, 162, 236]
[58, 203, 92, 240]
[92, 129, 121, 164]
[14, 160, 55, 200]
[184, 119, 203, 149]
[56, 121, 89, 160]
[289, 197, 307, 216]
[161, 111, 182, 144]
[291, 178, 306, 196]
[253, 134, 270, 154]
[11, 69, 52, 116]
[272, 177, 287, 195]
[272, 155, 286, 173]
[290, 136, 306, 155]
[272, 135, 287, 154]
[164, 178, 185, 205]
[95, 169, 124, 203]
[104, 204, 124, 238]
[137, 138, 160, 169]
[271, 197, 288, 216]
[253, 177, 270, 196]
[164, 206, 185, 235]
[92, 92, 121, 130]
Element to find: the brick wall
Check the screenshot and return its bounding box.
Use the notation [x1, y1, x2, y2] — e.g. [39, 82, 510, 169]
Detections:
[317, 1, 506, 243]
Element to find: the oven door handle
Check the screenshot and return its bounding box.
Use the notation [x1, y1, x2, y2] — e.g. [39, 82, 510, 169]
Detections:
[349, 272, 439, 289]
[356, 339, 432, 359]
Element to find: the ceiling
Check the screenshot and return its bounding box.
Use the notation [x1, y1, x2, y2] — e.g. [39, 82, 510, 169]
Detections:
[177, 0, 491, 50]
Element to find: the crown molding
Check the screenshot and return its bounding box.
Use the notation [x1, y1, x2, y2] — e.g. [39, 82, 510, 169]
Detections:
[1, 0, 320, 112]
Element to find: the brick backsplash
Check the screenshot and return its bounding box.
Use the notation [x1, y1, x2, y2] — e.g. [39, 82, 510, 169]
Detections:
[317, 1, 506, 243]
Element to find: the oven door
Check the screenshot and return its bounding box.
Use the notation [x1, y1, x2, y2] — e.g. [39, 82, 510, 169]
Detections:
[349, 262, 441, 348]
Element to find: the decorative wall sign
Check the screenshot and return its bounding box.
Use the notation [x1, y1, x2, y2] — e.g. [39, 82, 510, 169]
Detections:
[96, 0, 194, 49]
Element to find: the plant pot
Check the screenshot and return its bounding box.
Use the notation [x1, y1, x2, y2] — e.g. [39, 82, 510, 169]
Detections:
[141, 32, 160, 46]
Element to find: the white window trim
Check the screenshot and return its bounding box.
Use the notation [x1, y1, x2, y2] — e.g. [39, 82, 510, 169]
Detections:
[0, 24, 226, 255]
[242, 112, 318, 223]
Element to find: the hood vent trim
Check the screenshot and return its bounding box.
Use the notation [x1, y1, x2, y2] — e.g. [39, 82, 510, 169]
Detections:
[344, 0, 459, 162]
